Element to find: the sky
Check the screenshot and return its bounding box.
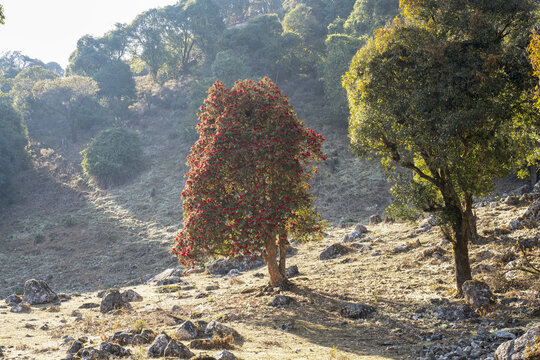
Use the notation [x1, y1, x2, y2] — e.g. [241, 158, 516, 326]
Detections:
[0, 0, 177, 69]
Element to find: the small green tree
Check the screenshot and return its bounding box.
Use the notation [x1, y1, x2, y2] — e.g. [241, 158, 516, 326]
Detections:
[32, 76, 99, 142]
[0, 99, 28, 206]
[211, 50, 250, 86]
[174, 78, 325, 287]
[344, 0, 538, 295]
[81, 127, 143, 186]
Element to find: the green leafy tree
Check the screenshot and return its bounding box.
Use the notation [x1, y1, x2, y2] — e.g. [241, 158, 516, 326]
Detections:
[0, 99, 28, 206]
[320, 34, 364, 125]
[128, 9, 169, 81]
[211, 50, 250, 86]
[32, 76, 99, 142]
[81, 127, 143, 186]
[344, 0, 398, 36]
[344, 0, 538, 295]
[11, 65, 58, 116]
[174, 78, 326, 287]
[184, 0, 225, 64]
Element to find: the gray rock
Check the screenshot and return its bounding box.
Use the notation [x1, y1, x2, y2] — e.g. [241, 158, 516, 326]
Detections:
[495, 323, 540, 360]
[67, 340, 84, 354]
[109, 331, 135, 345]
[504, 196, 520, 206]
[147, 334, 169, 358]
[121, 289, 142, 302]
[22, 279, 59, 305]
[10, 303, 31, 313]
[176, 321, 198, 340]
[494, 331, 516, 340]
[227, 269, 241, 277]
[99, 341, 130, 357]
[205, 321, 242, 341]
[343, 230, 360, 243]
[435, 304, 478, 322]
[163, 338, 194, 358]
[270, 295, 293, 307]
[216, 350, 237, 360]
[207, 259, 235, 276]
[99, 289, 131, 313]
[509, 219, 522, 230]
[5, 294, 22, 306]
[78, 348, 109, 360]
[520, 198, 540, 228]
[340, 303, 375, 319]
[131, 330, 155, 345]
[462, 280, 494, 310]
[319, 243, 350, 260]
[285, 265, 299, 278]
[369, 214, 382, 225]
[355, 224, 368, 234]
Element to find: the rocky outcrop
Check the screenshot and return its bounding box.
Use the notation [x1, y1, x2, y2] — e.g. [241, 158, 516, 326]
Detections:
[495, 323, 540, 360]
[22, 279, 59, 305]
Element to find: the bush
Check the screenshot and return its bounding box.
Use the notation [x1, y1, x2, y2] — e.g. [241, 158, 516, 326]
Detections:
[0, 99, 28, 206]
[81, 127, 143, 186]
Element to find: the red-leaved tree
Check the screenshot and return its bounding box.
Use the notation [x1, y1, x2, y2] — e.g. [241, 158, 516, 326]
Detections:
[173, 78, 325, 287]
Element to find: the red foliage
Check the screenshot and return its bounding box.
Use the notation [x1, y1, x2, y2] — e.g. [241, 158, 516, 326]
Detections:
[173, 78, 325, 266]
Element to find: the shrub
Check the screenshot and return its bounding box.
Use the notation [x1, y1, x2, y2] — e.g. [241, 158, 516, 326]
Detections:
[81, 127, 143, 186]
[0, 99, 28, 206]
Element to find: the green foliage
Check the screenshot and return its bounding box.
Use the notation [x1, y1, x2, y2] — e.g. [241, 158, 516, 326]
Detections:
[320, 33, 364, 125]
[11, 65, 58, 116]
[81, 127, 143, 186]
[31, 75, 100, 141]
[344, 0, 399, 36]
[0, 99, 28, 206]
[211, 50, 250, 87]
[0, 4, 4, 24]
[344, 0, 538, 293]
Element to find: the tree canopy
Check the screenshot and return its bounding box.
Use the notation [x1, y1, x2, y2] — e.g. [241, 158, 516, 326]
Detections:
[344, 0, 538, 295]
[174, 78, 325, 286]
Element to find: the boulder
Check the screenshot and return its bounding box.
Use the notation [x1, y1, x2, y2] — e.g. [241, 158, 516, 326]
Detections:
[462, 280, 494, 310]
[340, 303, 375, 319]
[176, 321, 198, 340]
[99, 290, 131, 313]
[77, 348, 109, 360]
[121, 289, 142, 302]
[132, 330, 156, 345]
[22, 279, 59, 305]
[495, 323, 540, 360]
[319, 243, 350, 260]
[148, 333, 193, 358]
[99, 341, 130, 357]
[369, 214, 382, 225]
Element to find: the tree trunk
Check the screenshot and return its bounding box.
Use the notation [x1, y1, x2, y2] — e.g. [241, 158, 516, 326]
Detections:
[278, 231, 287, 276]
[451, 208, 473, 297]
[262, 233, 286, 287]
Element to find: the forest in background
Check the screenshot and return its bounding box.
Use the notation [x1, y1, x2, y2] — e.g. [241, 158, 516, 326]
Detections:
[0, 0, 400, 207]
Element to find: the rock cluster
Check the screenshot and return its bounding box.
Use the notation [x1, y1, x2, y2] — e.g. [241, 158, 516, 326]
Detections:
[419, 326, 527, 360]
[340, 303, 376, 319]
[319, 243, 351, 260]
[147, 333, 194, 358]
